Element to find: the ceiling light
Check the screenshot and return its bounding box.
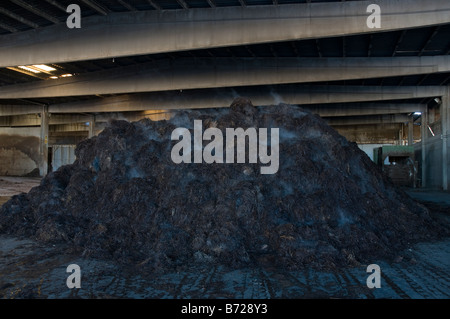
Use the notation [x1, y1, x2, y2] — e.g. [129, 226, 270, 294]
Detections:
[33, 64, 56, 72]
[18, 65, 41, 73]
[414, 112, 422, 116]
[49, 76, 58, 79]
[60, 73, 73, 77]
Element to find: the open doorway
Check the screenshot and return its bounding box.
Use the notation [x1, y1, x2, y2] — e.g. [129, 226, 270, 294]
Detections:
[47, 146, 53, 174]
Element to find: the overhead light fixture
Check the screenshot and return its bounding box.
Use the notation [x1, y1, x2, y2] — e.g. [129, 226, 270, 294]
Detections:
[33, 64, 56, 72]
[7, 64, 60, 80]
[414, 112, 422, 116]
[60, 73, 73, 77]
[18, 65, 41, 73]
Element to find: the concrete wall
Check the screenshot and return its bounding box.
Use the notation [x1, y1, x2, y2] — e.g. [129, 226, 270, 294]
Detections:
[334, 124, 402, 145]
[0, 127, 40, 176]
[0, 148, 37, 176]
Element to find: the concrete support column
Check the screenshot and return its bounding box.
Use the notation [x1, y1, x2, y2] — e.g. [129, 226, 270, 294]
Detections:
[88, 115, 96, 138]
[408, 116, 414, 145]
[421, 106, 428, 188]
[429, 107, 436, 124]
[442, 86, 449, 190]
[39, 105, 49, 177]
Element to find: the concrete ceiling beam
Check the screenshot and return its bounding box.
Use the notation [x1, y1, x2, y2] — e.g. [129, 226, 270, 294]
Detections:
[324, 114, 410, 126]
[1, 56, 449, 99]
[0, 85, 442, 116]
[305, 103, 425, 117]
[0, 0, 448, 67]
[45, 85, 444, 114]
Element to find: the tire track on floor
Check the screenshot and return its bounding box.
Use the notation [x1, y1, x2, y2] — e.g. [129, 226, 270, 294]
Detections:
[381, 269, 411, 299]
[391, 264, 434, 299]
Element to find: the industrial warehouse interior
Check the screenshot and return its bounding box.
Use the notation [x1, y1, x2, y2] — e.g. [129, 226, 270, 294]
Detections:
[0, 0, 449, 304]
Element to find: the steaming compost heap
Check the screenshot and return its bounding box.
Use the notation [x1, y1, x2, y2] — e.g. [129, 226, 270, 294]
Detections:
[0, 99, 446, 271]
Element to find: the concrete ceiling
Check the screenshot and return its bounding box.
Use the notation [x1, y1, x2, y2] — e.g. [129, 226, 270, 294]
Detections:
[0, 0, 449, 128]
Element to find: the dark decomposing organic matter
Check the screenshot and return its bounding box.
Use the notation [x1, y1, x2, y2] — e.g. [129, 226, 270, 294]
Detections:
[0, 98, 447, 272]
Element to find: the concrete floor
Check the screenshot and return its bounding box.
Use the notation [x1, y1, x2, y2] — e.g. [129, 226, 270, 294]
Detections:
[0, 177, 449, 299]
[0, 235, 449, 299]
[405, 188, 450, 206]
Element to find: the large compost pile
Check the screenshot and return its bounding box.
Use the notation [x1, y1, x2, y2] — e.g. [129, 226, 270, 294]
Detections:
[0, 99, 446, 271]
